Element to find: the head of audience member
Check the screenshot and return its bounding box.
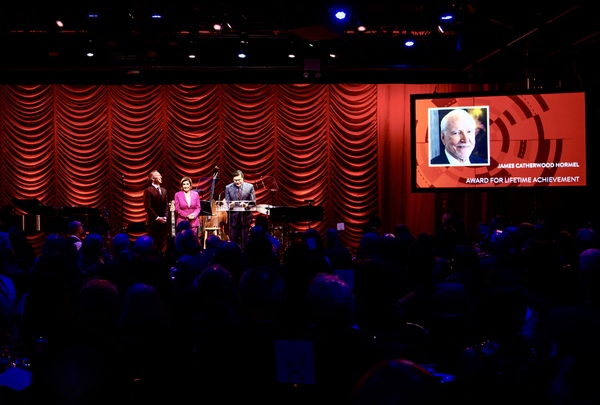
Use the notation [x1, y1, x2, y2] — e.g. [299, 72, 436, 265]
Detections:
[514, 221, 537, 250]
[575, 227, 600, 254]
[79, 233, 105, 260]
[363, 215, 382, 234]
[352, 358, 441, 405]
[118, 282, 170, 330]
[245, 227, 277, 266]
[68, 220, 86, 239]
[176, 220, 192, 233]
[307, 273, 356, 330]
[32, 233, 78, 277]
[237, 265, 284, 321]
[0, 232, 12, 263]
[111, 232, 131, 255]
[254, 214, 271, 233]
[393, 224, 417, 261]
[488, 228, 515, 258]
[356, 230, 383, 262]
[451, 244, 480, 274]
[175, 228, 201, 256]
[325, 227, 342, 248]
[190, 264, 236, 306]
[76, 278, 119, 330]
[133, 235, 156, 256]
[205, 233, 221, 250]
[579, 248, 600, 304]
[7, 225, 37, 268]
[214, 240, 245, 285]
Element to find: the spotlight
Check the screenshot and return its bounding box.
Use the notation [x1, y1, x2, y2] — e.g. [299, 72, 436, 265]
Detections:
[334, 11, 346, 20]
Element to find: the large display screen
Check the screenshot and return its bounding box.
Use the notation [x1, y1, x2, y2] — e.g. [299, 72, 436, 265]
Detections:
[411, 90, 587, 190]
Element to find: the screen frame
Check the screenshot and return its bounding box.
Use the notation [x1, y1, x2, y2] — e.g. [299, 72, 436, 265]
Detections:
[410, 89, 588, 192]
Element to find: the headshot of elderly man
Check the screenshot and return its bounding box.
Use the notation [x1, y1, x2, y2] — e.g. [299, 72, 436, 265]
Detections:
[430, 108, 488, 166]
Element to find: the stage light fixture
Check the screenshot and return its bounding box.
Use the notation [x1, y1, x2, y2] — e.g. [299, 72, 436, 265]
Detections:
[334, 11, 346, 20]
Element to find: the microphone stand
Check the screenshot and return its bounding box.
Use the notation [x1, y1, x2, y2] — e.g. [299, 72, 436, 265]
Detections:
[120, 174, 125, 232]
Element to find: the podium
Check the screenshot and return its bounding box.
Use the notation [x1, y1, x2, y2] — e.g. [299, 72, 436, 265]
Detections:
[215, 200, 256, 212]
[215, 200, 256, 249]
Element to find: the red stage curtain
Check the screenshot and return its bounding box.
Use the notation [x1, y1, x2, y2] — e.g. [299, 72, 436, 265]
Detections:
[0, 83, 481, 253]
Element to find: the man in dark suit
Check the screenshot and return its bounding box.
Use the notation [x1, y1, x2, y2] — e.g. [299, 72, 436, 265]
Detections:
[224, 169, 255, 249]
[430, 108, 488, 166]
[144, 170, 169, 254]
[67, 220, 85, 251]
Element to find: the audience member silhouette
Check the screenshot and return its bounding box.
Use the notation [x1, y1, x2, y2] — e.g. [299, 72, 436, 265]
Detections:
[117, 282, 186, 401]
[73, 233, 110, 292]
[280, 240, 325, 334]
[128, 235, 179, 322]
[171, 227, 204, 299]
[455, 284, 543, 404]
[231, 265, 286, 402]
[179, 263, 242, 399]
[352, 358, 443, 405]
[27, 278, 128, 405]
[103, 232, 135, 291]
[199, 232, 221, 267]
[323, 227, 353, 270]
[213, 239, 249, 287]
[254, 214, 281, 259]
[306, 273, 401, 402]
[245, 225, 282, 268]
[534, 248, 600, 404]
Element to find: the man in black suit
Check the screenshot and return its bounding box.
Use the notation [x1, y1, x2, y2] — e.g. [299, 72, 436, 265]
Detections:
[224, 169, 255, 249]
[67, 220, 85, 251]
[144, 170, 169, 254]
[430, 108, 487, 166]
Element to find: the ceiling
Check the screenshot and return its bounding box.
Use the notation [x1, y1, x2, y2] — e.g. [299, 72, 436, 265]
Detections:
[1, 1, 599, 86]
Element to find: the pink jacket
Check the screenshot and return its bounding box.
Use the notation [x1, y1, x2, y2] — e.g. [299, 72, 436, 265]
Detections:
[173, 190, 201, 229]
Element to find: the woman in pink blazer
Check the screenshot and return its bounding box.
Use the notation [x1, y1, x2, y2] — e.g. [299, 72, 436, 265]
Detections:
[173, 176, 201, 237]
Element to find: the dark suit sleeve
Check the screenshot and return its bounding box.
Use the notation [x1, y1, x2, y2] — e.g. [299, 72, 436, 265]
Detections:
[430, 154, 450, 165]
[144, 187, 159, 219]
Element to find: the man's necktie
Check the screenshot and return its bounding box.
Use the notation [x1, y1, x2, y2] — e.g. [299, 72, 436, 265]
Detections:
[237, 186, 242, 200]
